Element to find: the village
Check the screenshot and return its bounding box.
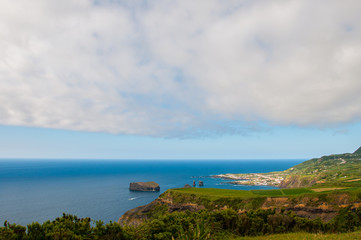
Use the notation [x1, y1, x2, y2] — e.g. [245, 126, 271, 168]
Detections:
[213, 173, 286, 187]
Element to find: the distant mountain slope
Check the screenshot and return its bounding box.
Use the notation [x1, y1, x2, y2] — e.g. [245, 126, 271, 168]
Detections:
[280, 147, 361, 188]
[354, 146, 361, 154]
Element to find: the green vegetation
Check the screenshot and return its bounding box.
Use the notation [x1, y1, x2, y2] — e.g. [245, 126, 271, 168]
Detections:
[171, 188, 257, 198]
[3, 186, 361, 239]
[217, 146, 361, 188]
[168, 186, 350, 201]
[251, 189, 284, 196]
[171, 187, 313, 198]
[0, 214, 126, 240]
[145, 187, 361, 216]
[282, 148, 361, 188]
[3, 207, 361, 240]
[235, 231, 361, 240]
[281, 188, 313, 195]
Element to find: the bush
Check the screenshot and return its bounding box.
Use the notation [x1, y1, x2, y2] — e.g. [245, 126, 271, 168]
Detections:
[2, 207, 361, 239]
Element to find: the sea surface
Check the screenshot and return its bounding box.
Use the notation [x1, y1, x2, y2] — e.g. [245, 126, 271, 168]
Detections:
[0, 159, 303, 226]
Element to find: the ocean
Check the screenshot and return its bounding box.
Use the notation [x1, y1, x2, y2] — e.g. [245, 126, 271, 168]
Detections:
[0, 159, 303, 226]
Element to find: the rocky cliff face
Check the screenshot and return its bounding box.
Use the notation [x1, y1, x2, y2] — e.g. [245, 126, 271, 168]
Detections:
[129, 181, 160, 192]
[118, 196, 205, 226]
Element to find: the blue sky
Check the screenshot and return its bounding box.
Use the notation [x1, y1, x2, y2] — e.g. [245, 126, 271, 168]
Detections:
[0, 1, 360, 160]
[1, 123, 360, 160]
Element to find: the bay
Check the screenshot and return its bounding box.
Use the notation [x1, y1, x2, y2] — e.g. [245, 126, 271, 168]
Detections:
[0, 159, 303, 226]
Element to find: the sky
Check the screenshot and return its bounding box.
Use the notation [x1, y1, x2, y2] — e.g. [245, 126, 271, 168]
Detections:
[0, 0, 360, 160]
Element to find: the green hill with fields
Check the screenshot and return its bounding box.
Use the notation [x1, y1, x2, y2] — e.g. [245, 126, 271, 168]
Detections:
[280, 147, 361, 188]
[215, 146, 361, 189]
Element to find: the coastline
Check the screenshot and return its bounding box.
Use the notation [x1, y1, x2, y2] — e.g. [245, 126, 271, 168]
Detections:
[0, 160, 298, 226]
[212, 172, 287, 187]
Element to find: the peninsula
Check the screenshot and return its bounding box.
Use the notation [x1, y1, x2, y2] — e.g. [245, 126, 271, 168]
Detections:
[213, 146, 361, 188]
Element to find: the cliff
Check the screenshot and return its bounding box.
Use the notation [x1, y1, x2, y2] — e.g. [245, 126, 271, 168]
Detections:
[129, 181, 160, 192]
[119, 187, 361, 226]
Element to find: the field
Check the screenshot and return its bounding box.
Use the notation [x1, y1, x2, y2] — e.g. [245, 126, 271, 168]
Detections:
[172, 187, 317, 198]
[311, 187, 347, 192]
[282, 188, 314, 194]
[161, 186, 361, 213]
[171, 188, 257, 199]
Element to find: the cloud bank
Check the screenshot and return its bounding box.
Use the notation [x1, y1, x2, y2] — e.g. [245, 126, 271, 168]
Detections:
[1, 0, 361, 137]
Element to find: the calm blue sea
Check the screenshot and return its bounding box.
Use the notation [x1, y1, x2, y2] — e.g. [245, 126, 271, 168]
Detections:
[0, 159, 303, 226]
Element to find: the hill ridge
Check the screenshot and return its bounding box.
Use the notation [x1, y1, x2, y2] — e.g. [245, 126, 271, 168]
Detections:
[354, 146, 361, 154]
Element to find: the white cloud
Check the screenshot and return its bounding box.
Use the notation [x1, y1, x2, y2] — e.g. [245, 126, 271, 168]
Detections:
[0, 0, 361, 137]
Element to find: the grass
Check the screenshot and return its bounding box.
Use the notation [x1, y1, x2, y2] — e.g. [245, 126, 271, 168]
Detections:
[251, 188, 312, 196]
[170, 186, 357, 200]
[232, 231, 361, 240]
[282, 188, 313, 195]
[162, 186, 361, 212]
[171, 188, 257, 199]
[164, 188, 262, 209]
[311, 187, 348, 192]
[251, 189, 284, 196]
[163, 185, 361, 215]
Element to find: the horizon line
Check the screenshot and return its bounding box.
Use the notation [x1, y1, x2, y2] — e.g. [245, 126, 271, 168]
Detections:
[0, 158, 308, 161]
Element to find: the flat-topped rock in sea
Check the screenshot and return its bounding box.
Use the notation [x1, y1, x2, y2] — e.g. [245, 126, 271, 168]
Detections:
[129, 181, 160, 192]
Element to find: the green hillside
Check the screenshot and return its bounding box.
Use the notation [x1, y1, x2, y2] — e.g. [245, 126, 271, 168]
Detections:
[354, 146, 361, 155]
[216, 146, 361, 188]
[281, 147, 361, 188]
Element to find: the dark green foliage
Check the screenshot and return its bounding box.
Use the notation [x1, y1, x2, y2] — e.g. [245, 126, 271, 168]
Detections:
[145, 204, 169, 219]
[176, 219, 211, 240]
[27, 222, 45, 240]
[328, 207, 360, 233]
[282, 188, 313, 195]
[2, 207, 361, 239]
[1, 214, 128, 240]
[0, 221, 26, 240]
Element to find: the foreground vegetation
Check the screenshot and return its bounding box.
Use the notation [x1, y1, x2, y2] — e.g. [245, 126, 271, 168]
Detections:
[237, 231, 361, 240]
[2, 205, 361, 239]
[3, 188, 361, 239]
